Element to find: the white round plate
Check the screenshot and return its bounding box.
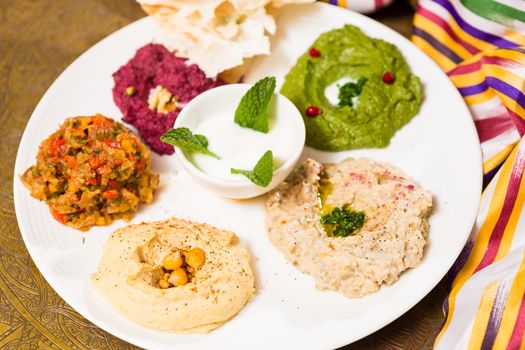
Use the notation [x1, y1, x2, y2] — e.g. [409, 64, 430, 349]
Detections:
[14, 3, 482, 350]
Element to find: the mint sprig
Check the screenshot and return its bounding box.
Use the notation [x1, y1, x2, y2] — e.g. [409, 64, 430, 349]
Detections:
[231, 150, 273, 187]
[234, 76, 276, 133]
[160, 128, 219, 159]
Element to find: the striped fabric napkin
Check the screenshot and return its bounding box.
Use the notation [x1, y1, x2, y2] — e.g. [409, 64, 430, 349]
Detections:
[326, 0, 525, 348]
[412, 1, 525, 349]
[321, 0, 395, 14]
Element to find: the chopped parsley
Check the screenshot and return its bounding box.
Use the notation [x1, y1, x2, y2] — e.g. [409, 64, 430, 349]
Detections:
[338, 78, 367, 108]
[320, 205, 365, 237]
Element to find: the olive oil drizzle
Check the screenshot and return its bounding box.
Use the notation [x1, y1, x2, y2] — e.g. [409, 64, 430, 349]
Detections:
[317, 171, 365, 237]
[317, 174, 334, 213]
[317, 172, 335, 235]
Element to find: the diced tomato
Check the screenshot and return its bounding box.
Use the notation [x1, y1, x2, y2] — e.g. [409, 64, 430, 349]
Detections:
[102, 190, 119, 200]
[92, 114, 110, 127]
[88, 155, 104, 169]
[86, 176, 99, 186]
[107, 180, 121, 190]
[104, 140, 121, 149]
[136, 158, 145, 173]
[50, 206, 67, 224]
[64, 155, 76, 169]
[50, 138, 65, 157]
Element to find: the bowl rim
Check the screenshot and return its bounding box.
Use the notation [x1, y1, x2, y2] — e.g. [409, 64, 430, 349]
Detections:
[172, 83, 306, 189]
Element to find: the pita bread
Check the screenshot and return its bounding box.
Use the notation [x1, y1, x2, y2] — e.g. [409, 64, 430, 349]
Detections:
[138, 0, 314, 78]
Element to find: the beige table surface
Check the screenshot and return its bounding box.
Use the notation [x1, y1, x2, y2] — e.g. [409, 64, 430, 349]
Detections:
[0, 0, 447, 348]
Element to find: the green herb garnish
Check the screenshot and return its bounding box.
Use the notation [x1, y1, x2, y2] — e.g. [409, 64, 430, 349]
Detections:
[231, 150, 273, 187]
[320, 205, 365, 237]
[234, 76, 276, 133]
[194, 134, 209, 148]
[338, 78, 367, 108]
[160, 128, 219, 159]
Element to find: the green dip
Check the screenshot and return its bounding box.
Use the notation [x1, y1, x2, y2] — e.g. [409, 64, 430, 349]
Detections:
[281, 25, 423, 151]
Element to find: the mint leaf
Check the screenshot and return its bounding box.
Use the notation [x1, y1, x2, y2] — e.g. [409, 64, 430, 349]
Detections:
[160, 128, 219, 159]
[234, 76, 276, 133]
[338, 78, 367, 107]
[231, 150, 273, 187]
[195, 134, 208, 148]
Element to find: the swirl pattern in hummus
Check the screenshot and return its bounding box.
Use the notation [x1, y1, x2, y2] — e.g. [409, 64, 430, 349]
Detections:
[91, 218, 254, 333]
[266, 158, 432, 298]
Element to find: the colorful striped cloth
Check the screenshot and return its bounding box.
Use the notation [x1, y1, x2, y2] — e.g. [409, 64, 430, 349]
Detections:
[411, 0, 525, 348]
[320, 0, 395, 14]
[436, 139, 525, 347]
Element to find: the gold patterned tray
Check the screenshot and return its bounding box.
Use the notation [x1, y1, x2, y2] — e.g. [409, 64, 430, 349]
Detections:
[0, 0, 444, 348]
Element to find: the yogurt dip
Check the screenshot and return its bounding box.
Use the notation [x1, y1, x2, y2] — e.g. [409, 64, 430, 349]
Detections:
[173, 83, 305, 199]
[186, 100, 299, 181]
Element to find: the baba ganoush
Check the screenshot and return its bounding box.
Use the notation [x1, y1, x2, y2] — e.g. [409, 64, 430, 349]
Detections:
[281, 25, 423, 151]
[266, 158, 432, 298]
[91, 217, 254, 333]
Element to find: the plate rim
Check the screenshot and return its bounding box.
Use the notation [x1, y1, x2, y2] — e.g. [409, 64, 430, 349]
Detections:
[13, 3, 483, 349]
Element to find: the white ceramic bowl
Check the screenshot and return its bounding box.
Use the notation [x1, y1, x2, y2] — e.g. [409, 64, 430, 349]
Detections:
[173, 83, 306, 199]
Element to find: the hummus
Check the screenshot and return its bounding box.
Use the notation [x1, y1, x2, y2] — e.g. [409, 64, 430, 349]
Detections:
[266, 158, 432, 298]
[91, 217, 255, 333]
[280, 25, 423, 151]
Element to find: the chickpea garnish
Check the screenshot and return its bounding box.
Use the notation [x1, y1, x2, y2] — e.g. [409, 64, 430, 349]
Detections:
[125, 86, 136, 96]
[162, 251, 183, 270]
[159, 279, 170, 289]
[158, 247, 206, 289]
[185, 248, 206, 269]
[168, 268, 188, 286]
